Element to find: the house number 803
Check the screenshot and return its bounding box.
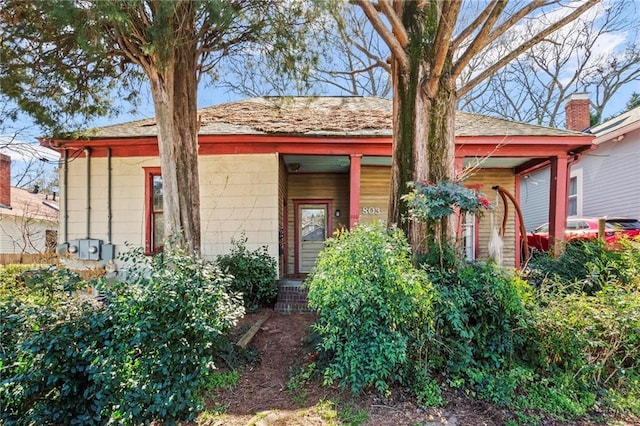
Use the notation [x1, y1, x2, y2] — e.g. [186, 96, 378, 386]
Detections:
[361, 207, 381, 215]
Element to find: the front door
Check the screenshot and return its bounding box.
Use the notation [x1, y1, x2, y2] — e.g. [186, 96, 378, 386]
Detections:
[297, 203, 328, 273]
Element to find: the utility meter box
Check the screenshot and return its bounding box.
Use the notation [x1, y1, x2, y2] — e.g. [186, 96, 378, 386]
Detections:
[101, 243, 116, 262]
[68, 239, 102, 260]
[79, 239, 102, 260]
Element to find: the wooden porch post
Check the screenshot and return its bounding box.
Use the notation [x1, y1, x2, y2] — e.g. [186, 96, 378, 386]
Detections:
[549, 155, 569, 256]
[349, 154, 362, 228]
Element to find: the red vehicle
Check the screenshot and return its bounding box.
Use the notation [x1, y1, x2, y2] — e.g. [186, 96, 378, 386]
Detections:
[526, 217, 640, 252]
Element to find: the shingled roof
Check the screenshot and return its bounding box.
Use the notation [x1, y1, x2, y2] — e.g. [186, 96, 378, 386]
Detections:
[86, 96, 584, 139]
[0, 187, 58, 222]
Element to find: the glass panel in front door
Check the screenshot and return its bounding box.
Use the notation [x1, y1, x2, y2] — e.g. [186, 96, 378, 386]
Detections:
[299, 206, 327, 273]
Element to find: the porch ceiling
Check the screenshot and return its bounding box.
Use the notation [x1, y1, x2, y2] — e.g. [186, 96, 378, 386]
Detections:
[282, 155, 395, 173]
[282, 154, 532, 173]
[463, 157, 533, 168]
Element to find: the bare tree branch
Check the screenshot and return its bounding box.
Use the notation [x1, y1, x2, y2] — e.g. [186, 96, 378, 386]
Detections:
[378, 0, 408, 47]
[452, 0, 500, 51]
[451, 0, 506, 79]
[355, 0, 408, 72]
[425, 0, 462, 97]
[458, 0, 600, 97]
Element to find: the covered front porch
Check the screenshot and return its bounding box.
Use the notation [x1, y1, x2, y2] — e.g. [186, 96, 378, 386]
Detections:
[276, 141, 592, 277]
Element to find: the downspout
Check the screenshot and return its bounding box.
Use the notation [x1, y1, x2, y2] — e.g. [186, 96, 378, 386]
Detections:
[85, 148, 91, 238]
[63, 149, 68, 243]
[107, 147, 112, 243]
[568, 152, 582, 169]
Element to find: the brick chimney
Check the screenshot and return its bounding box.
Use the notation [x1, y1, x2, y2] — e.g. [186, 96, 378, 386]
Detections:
[0, 154, 10, 207]
[565, 93, 591, 132]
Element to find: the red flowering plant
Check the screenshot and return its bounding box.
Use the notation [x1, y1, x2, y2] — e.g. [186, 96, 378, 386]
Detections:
[401, 180, 492, 222]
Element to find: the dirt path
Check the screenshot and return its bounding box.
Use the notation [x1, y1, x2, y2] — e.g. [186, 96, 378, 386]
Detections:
[197, 309, 634, 426]
[199, 310, 498, 425]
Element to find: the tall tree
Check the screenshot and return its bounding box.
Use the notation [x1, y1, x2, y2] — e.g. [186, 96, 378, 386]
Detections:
[355, 0, 599, 257]
[0, 0, 316, 254]
[624, 92, 640, 112]
[220, 6, 392, 98]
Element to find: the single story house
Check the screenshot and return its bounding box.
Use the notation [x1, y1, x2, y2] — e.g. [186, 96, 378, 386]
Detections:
[0, 154, 58, 262]
[521, 96, 640, 230]
[42, 97, 593, 274]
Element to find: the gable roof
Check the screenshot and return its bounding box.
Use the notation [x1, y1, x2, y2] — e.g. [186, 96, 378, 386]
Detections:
[591, 105, 640, 145]
[82, 97, 585, 139]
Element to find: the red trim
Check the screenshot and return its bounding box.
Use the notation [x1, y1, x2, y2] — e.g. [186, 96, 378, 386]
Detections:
[282, 201, 288, 276]
[44, 134, 594, 159]
[515, 158, 550, 175]
[349, 155, 362, 228]
[293, 199, 333, 276]
[455, 144, 587, 157]
[549, 156, 569, 256]
[143, 167, 162, 255]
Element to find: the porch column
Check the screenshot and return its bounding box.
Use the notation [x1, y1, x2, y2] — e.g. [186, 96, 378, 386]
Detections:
[349, 154, 362, 228]
[549, 155, 569, 256]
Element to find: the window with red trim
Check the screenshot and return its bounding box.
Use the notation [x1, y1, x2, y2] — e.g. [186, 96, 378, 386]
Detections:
[144, 167, 163, 254]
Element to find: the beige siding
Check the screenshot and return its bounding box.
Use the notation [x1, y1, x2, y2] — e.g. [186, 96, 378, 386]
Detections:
[465, 169, 517, 268]
[64, 156, 156, 252]
[0, 216, 56, 254]
[63, 154, 279, 267]
[357, 165, 518, 268]
[359, 166, 391, 225]
[198, 154, 279, 261]
[286, 173, 349, 275]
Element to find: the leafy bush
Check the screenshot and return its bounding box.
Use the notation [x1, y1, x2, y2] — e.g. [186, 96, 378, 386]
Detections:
[0, 264, 35, 298]
[216, 234, 278, 310]
[0, 266, 97, 425]
[1, 247, 245, 425]
[527, 239, 640, 294]
[307, 224, 433, 394]
[402, 180, 492, 220]
[0, 266, 89, 395]
[426, 261, 531, 374]
[531, 282, 639, 392]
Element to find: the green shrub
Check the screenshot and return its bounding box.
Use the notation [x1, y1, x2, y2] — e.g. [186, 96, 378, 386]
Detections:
[0, 264, 35, 298]
[531, 282, 639, 391]
[0, 266, 89, 396]
[514, 372, 596, 419]
[1, 247, 245, 425]
[527, 240, 640, 294]
[426, 261, 531, 374]
[216, 234, 278, 310]
[0, 266, 97, 425]
[307, 224, 433, 394]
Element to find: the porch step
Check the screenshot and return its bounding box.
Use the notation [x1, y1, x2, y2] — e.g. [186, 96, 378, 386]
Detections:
[274, 279, 313, 313]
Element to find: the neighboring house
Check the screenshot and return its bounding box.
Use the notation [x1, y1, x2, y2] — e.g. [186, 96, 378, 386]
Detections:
[0, 154, 59, 260]
[521, 95, 640, 230]
[42, 97, 593, 273]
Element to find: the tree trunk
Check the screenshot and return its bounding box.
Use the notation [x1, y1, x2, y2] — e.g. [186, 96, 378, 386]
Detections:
[387, 1, 456, 260]
[147, 8, 201, 255]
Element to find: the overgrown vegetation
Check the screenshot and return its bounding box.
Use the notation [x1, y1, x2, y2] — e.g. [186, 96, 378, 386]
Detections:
[307, 224, 433, 394]
[526, 239, 640, 294]
[308, 223, 640, 423]
[216, 234, 278, 310]
[0, 248, 244, 425]
[2, 228, 638, 424]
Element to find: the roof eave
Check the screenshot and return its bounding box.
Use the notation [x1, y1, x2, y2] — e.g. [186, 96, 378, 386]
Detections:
[593, 121, 640, 145]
